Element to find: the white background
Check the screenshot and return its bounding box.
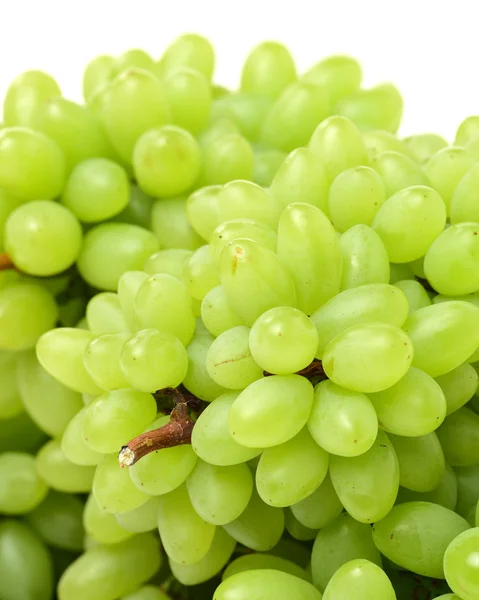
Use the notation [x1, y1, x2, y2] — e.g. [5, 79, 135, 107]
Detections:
[1, 0, 478, 140]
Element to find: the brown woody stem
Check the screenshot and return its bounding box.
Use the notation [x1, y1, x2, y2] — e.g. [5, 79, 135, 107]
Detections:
[0, 253, 14, 271]
[264, 358, 327, 381]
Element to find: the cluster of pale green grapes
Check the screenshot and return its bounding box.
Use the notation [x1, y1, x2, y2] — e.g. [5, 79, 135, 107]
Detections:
[1, 32, 479, 600]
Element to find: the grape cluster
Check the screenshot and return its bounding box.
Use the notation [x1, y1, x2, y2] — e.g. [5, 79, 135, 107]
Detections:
[0, 33, 479, 600]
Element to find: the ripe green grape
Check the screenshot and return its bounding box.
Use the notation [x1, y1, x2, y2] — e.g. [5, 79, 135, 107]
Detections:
[183, 331, 227, 401]
[308, 380, 378, 457]
[201, 285, 245, 337]
[114, 496, 161, 533]
[402, 301, 479, 376]
[191, 392, 262, 466]
[253, 147, 287, 186]
[36, 439, 95, 493]
[291, 474, 343, 529]
[436, 407, 479, 466]
[229, 375, 313, 448]
[133, 126, 201, 197]
[199, 132, 254, 186]
[77, 222, 159, 291]
[144, 249, 193, 279]
[444, 527, 479, 600]
[159, 33, 215, 81]
[121, 586, 171, 600]
[117, 270, 148, 329]
[395, 463, 458, 511]
[339, 224, 390, 290]
[210, 92, 274, 142]
[0, 351, 22, 419]
[182, 244, 220, 300]
[61, 407, 104, 466]
[86, 292, 129, 334]
[435, 362, 479, 415]
[83, 493, 134, 545]
[120, 329, 188, 392]
[394, 279, 431, 313]
[82, 55, 115, 102]
[368, 366, 446, 436]
[303, 55, 361, 104]
[83, 332, 130, 390]
[269, 147, 329, 213]
[330, 430, 399, 523]
[450, 162, 479, 223]
[217, 180, 281, 230]
[4, 69, 61, 127]
[403, 132, 447, 163]
[284, 508, 318, 541]
[215, 569, 322, 600]
[186, 185, 222, 242]
[223, 488, 284, 551]
[371, 151, 429, 196]
[311, 512, 382, 591]
[241, 41, 296, 97]
[323, 322, 413, 393]
[151, 196, 203, 250]
[223, 553, 307, 583]
[210, 218, 277, 266]
[261, 82, 330, 152]
[362, 130, 413, 159]
[0, 452, 48, 514]
[277, 202, 341, 314]
[163, 66, 211, 134]
[372, 502, 469, 579]
[322, 559, 396, 600]
[389, 432, 445, 491]
[256, 427, 329, 507]
[113, 184, 154, 228]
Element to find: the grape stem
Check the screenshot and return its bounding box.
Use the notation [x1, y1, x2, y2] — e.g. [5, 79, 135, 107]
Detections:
[0, 253, 14, 271]
[263, 359, 327, 383]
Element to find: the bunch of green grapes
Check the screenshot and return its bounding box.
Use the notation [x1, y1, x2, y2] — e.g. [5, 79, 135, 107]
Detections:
[1, 32, 479, 600]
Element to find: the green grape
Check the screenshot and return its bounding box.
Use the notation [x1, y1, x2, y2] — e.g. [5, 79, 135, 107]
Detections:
[253, 147, 287, 186]
[5, 200, 82, 275]
[210, 218, 277, 266]
[362, 130, 414, 159]
[269, 146, 329, 213]
[223, 553, 306, 582]
[261, 82, 330, 152]
[93, 453, 151, 514]
[389, 432, 445, 491]
[186, 185, 222, 242]
[163, 66, 211, 134]
[256, 427, 328, 507]
[336, 83, 403, 133]
[26, 490, 84, 551]
[36, 439, 95, 493]
[425, 146, 476, 214]
[83, 493, 134, 544]
[339, 224, 390, 290]
[120, 329, 188, 392]
[170, 527, 236, 586]
[191, 392, 262, 465]
[372, 151, 429, 196]
[389, 262, 414, 283]
[220, 238, 296, 326]
[83, 332, 130, 390]
[430, 595, 461, 600]
[456, 116, 479, 146]
[159, 34, 215, 80]
[129, 415, 197, 496]
[133, 126, 201, 197]
[62, 407, 104, 466]
[0, 520, 54, 600]
[393, 279, 431, 313]
[157, 483, 215, 564]
[58, 533, 161, 600]
[311, 512, 382, 591]
[0, 410, 47, 454]
[210, 92, 274, 142]
[249, 306, 318, 375]
[229, 375, 313, 448]
[121, 585, 171, 600]
[372, 185, 446, 263]
[144, 249, 192, 279]
[216, 569, 322, 600]
[17, 349, 83, 436]
[186, 459, 253, 524]
[435, 362, 479, 415]
[308, 380, 378, 457]
[114, 497, 161, 533]
[206, 325, 262, 389]
[36, 328, 102, 394]
[30, 96, 112, 172]
[455, 464, 479, 520]
[402, 301, 479, 376]
[0, 189, 22, 251]
[77, 222, 159, 290]
[444, 527, 479, 599]
[82, 389, 156, 454]
[433, 292, 479, 308]
[311, 283, 409, 358]
[0, 351, 22, 419]
[151, 196, 203, 250]
[328, 166, 386, 232]
[303, 55, 361, 104]
[0, 452, 48, 514]
[62, 157, 129, 222]
[217, 180, 281, 230]
[135, 273, 195, 345]
[115, 49, 155, 74]
[201, 285, 244, 337]
[309, 116, 368, 181]
[323, 558, 396, 600]
[4, 69, 61, 126]
[83, 55, 116, 102]
[198, 132, 254, 186]
[450, 162, 479, 223]
[277, 202, 341, 314]
[436, 407, 479, 466]
[403, 132, 448, 164]
[182, 244, 220, 300]
[101, 68, 170, 163]
[284, 509, 318, 541]
[369, 367, 447, 436]
[330, 430, 399, 523]
[241, 41, 296, 97]
[395, 463, 458, 511]
[223, 488, 284, 551]
[117, 270, 149, 329]
[268, 538, 311, 568]
[183, 331, 227, 401]
[86, 292, 129, 334]
[323, 322, 413, 393]
[373, 501, 469, 579]
[425, 223, 479, 295]
[291, 474, 343, 529]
